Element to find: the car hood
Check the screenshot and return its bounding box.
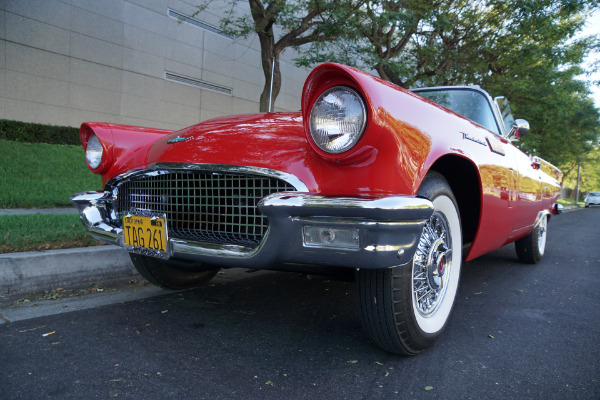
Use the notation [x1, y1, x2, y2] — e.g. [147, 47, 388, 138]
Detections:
[146, 112, 322, 190]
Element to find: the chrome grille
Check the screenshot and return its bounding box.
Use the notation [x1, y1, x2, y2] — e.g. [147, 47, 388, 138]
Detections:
[114, 170, 296, 247]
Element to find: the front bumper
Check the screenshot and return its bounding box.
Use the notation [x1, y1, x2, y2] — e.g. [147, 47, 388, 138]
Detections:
[71, 191, 433, 270]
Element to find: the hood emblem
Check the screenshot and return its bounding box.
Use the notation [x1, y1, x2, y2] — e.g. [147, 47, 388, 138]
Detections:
[167, 136, 193, 144]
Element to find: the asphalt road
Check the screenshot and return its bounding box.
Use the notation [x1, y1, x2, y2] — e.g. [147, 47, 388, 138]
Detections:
[1, 208, 599, 400]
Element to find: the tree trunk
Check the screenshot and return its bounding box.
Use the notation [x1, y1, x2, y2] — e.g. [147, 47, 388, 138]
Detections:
[257, 33, 281, 112]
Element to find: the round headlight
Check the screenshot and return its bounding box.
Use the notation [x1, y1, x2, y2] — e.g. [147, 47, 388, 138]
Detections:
[85, 134, 103, 170]
[309, 86, 367, 154]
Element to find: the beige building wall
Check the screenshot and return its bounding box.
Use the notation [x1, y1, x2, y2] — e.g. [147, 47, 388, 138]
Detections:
[0, 0, 310, 130]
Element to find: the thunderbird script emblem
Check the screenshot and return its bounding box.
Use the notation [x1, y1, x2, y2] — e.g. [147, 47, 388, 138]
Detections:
[167, 136, 193, 144]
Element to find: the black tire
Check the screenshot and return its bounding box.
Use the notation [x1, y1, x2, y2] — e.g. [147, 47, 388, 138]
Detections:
[129, 254, 220, 290]
[515, 215, 547, 264]
[357, 172, 462, 355]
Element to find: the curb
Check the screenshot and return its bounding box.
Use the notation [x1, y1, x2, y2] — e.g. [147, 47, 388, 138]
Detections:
[0, 246, 137, 295]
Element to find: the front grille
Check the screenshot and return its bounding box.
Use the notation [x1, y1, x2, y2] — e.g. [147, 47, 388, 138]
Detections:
[114, 170, 296, 247]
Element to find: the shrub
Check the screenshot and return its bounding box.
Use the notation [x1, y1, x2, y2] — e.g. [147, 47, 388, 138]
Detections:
[0, 119, 80, 145]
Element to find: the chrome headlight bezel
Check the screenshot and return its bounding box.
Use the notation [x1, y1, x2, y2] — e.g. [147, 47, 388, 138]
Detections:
[308, 86, 367, 154]
[85, 134, 104, 170]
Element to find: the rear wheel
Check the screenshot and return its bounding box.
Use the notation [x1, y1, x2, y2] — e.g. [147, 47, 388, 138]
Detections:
[357, 173, 462, 355]
[129, 254, 220, 290]
[515, 215, 547, 264]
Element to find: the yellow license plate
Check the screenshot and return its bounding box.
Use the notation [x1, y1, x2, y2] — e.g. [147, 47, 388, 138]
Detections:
[123, 214, 168, 258]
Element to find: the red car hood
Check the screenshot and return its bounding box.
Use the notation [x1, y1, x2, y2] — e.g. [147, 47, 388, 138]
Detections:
[147, 112, 322, 191]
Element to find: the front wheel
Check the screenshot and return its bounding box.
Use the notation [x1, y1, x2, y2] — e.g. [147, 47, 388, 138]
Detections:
[515, 215, 547, 264]
[357, 173, 462, 355]
[129, 254, 220, 290]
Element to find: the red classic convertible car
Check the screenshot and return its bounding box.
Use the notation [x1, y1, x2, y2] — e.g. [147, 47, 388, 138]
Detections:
[71, 63, 562, 355]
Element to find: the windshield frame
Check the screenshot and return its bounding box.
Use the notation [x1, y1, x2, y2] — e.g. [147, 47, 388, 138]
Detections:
[411, 86, 508, 137]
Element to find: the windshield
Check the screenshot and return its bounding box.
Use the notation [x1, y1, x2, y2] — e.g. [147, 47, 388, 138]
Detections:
[415, 88, 500, 135]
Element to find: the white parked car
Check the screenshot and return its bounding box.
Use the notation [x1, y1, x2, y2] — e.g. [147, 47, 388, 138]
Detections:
[585, 192, 600, 208]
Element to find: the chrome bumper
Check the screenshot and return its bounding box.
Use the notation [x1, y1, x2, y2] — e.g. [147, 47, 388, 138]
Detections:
[71, 191, 433, 270]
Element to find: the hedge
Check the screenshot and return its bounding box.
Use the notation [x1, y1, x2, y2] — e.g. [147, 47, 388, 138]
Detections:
[0, 119, 80, 145]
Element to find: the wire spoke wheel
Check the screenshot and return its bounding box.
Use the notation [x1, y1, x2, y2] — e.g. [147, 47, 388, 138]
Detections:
[357, 172, 462, 354]
[412, 211, 453, 318]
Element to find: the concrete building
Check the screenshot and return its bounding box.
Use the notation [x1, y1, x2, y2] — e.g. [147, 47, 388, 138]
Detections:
[0, 0, 310, 130]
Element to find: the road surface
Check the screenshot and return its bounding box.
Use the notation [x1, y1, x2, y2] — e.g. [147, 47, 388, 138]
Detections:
[1, 208, 599, 399]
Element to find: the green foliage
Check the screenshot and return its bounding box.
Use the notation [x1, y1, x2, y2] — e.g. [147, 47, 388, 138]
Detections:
[478, 2, 600, 169]
[0, 119, 80, 145]
[197, 0, 363, 111]
[562, 147, 600, 193]
[200, 1, 599, 169]
[297, 0, 600, 170]
[0, 140, 101, 208]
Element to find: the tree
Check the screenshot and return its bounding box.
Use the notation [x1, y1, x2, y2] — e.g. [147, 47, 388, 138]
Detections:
[202, 0, 600, 170]
[477, 1, 600, 169]
[562, 146, 600, 196]
[298, 0, 514, 87]
[199, 0, 362, 112]
[300, 0, 600, 169]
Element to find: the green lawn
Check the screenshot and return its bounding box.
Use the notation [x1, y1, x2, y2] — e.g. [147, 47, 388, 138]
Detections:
[1, 140, 103, 252]
[0, 139, 101, 208]
[557, 198, 585, 207]
[0, 213, 102, 253]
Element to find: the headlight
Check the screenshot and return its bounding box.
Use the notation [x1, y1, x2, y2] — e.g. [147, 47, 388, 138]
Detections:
[309, 86, 367, 154]
[85, 134, 103, 169]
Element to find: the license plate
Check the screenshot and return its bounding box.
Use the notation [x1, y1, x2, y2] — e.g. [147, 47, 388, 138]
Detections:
[123, 214, 168, 259]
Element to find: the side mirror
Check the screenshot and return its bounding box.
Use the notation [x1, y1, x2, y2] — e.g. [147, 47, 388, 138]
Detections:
[510, 119, 530, 139]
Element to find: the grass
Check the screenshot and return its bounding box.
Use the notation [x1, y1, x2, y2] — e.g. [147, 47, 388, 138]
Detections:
[0, 213, 102, 253]
[1, 139, 103, 253]
[557, 198, 585, 207]
[0, 139, 101, 208]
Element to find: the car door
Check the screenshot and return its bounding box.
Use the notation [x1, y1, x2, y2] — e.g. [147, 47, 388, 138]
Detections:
[511, 147, 543, 234]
